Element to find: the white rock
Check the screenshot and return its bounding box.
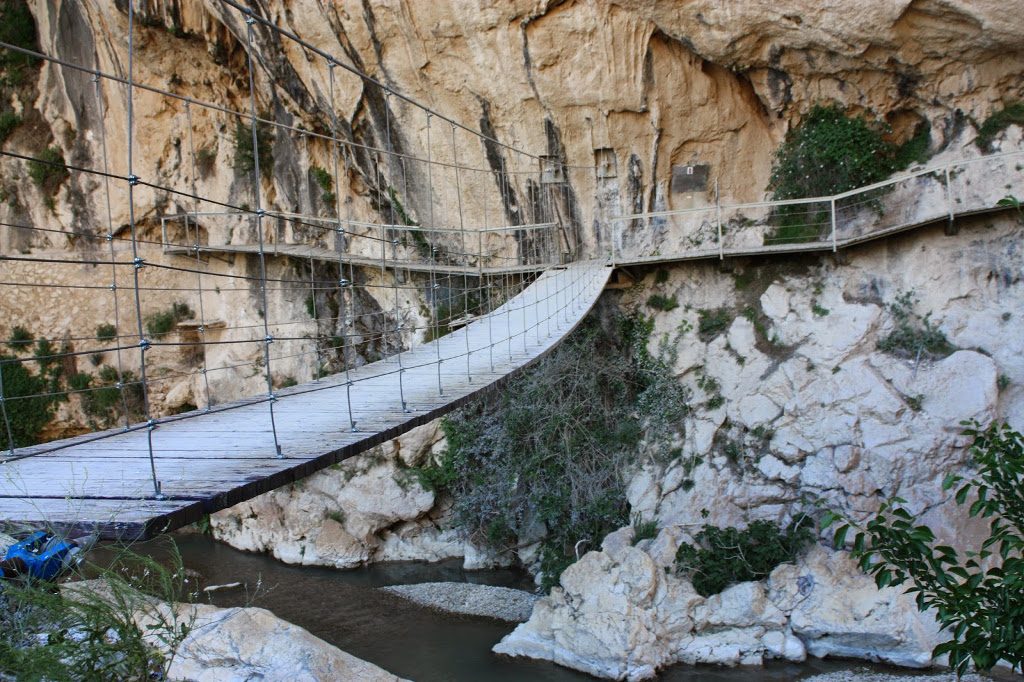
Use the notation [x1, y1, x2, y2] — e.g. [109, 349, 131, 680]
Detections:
[761, 284, 791, 321]
[769, 546, 943, 668]
[756, 454, 801, 484]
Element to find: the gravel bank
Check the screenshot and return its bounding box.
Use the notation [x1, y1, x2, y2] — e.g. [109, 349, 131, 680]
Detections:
[381, 582, 539, 622]
[804, 672, 998, 682]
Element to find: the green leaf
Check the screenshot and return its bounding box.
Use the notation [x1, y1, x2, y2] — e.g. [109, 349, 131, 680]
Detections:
[833, 524, 850, 548]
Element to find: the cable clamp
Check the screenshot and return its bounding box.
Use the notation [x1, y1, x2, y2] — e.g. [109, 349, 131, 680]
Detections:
[338, 278, 350, 288]
[133, 257, 145, 270]
[128, 174, 140, 186]
[147, 419, 157, 430]
[109, 284, 117, 291]
[256, 208, 266, 218]
[264, 334, 274, 344]
[197, 325, 205, 333]
[245, 14, 256, 25]
[138, 338, 151, 351]
[268, 392, 278, 402]
[327, 60, 337, 69]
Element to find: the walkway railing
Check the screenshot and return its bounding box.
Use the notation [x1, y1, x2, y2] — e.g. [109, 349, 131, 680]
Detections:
[608, 149, 1024, 265]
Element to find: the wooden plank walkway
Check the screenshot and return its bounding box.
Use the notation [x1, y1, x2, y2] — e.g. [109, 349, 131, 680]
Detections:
[0, 261, 611, 540]
[163, 242, 551, 276]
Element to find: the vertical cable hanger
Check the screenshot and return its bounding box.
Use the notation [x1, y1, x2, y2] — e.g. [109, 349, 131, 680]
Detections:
[184, 101, 213, 410]
[126, 1, 164, 499]
[242, 8, 283, 458]
[92, 70, 134, 431]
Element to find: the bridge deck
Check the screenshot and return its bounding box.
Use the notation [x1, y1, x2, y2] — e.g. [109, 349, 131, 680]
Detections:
[164, 243, 551, 276]
[0, 261, 611, 540]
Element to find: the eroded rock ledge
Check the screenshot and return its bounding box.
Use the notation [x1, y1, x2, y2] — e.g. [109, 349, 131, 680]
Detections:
[494, 530, 943, 681]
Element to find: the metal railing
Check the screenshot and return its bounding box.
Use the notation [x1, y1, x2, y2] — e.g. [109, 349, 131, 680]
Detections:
[607, 149, 1024, 265]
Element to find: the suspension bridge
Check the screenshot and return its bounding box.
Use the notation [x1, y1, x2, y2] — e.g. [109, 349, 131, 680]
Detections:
[1, 2, 1022, 540]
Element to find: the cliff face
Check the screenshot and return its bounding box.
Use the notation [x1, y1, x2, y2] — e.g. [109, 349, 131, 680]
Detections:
[3, 1, 1024, 675]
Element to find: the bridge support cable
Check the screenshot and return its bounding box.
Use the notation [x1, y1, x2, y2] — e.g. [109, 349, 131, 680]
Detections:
[126, 2, 163, 500]
[184, 101, 214, 411]
[93, 70, 134, 432]
[242, 9, 283, 459]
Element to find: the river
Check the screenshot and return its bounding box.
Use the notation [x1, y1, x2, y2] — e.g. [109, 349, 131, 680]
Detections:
[154, 534, 954, 681]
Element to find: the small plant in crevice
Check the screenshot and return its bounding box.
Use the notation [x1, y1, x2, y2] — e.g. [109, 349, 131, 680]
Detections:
[28, 146, 69, 196]
[145, 302, 194, 338]
[0, 110, 21, 145]
[697, 307, 732, 340]
[646, 293, 678, 312]
[234, 119, 275, 179]
[631, 513, 659, 545]
[7, 325, 33, 351]
[975, 102, 1024, 152]
[309, 165, 335, 208]
[0, 0, 40, 86]
[811, 301, 830, 317]
[675, 514, 814, 597]
[95, 323, 117, 343]
[876, 291, 957, 360]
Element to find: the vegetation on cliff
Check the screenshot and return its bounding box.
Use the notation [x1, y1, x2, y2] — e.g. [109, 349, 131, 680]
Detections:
[414, 310, 689, 590]
[766, 105, 931, 244]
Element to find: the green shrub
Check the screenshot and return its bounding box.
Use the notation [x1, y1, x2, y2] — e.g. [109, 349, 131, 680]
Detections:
[412, 312, 689, 590]
[675, 515, 814, 596]
[769, 106, 897, 202]
[0, 0, 39, 84]
[876, 291, 957, 360]
[0, 353, 56, 447]
[81, 365, 144, 424]
[28, 146, 69, 195]
[67, 372, 92, 392]
[95, 323, 117, 342]
[975, 102, 1024, 152]
[234, 119, 274, 179]
[825, 422, 1024, 675]
[646, 294, 678, 312]
[0, 539, 196, 680]
[0, 110, 20, 145]
[7, 325, 32, 351]
[145, 302, 194, 338]
[765, 106, 929, 245]
[697, 307, 732, 340]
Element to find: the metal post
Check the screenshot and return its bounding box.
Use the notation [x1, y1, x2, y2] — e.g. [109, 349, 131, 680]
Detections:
[830, 197, 838, 252]
[451, 123, 472, 382]
[944, 165, 955, 227]
[716, 178, 723, 260]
